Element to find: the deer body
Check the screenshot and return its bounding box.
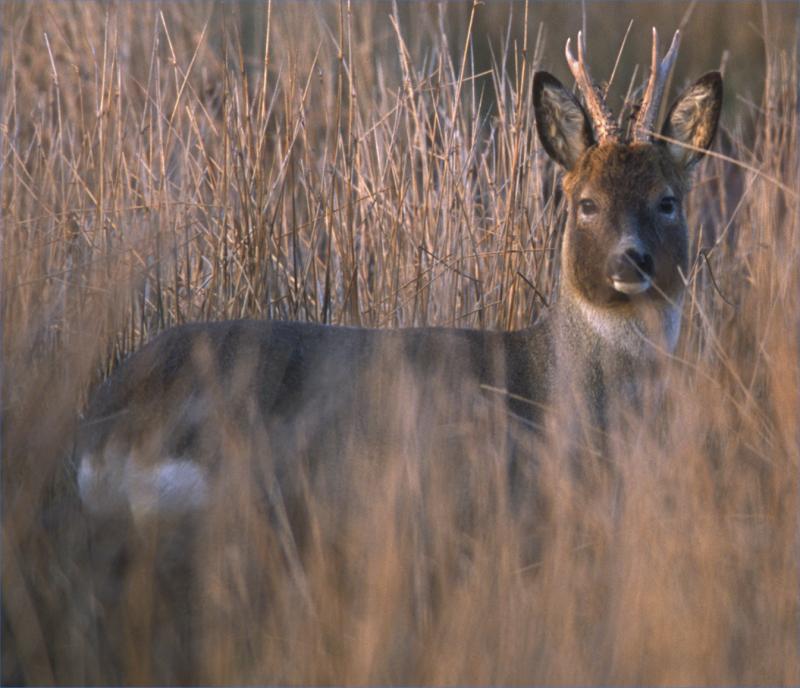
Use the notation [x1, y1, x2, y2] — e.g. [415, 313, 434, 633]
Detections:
[77, 30, 722, 520]
[77, 318, 552, 516]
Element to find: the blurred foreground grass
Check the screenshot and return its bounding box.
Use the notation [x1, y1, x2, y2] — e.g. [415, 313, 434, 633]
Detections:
[2, 2, 798, 684]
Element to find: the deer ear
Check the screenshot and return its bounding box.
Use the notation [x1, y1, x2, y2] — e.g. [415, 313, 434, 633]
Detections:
[534, 71, 595, 170]
[661, 72, 722, 169]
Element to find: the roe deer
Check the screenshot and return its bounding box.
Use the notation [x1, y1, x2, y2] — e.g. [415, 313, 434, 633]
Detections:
[77, 29, 722, 520]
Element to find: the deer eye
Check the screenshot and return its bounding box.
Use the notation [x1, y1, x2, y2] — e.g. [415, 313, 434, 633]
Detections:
[578, 199, 599, 217]
[658, 196, 679, 216]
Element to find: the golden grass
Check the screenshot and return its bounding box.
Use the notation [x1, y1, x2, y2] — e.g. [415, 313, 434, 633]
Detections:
[2, 2, 798, 684]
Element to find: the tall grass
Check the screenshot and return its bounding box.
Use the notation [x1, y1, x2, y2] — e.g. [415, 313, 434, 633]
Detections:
[2, 2, 798, 684]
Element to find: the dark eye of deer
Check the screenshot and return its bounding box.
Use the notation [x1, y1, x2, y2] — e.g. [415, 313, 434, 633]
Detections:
[578, 199, 598, 217]
[659, 196, 679, 216]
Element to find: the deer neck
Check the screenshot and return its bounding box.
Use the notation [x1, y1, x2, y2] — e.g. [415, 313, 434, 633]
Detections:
[550, 282, 682, 415]
[558, 282, 681, 356]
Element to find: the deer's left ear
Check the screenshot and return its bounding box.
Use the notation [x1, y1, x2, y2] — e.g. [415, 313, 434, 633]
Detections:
[660, 71, 723, 169]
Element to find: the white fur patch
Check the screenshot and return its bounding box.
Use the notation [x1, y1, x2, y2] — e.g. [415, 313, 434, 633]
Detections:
[612, 277, 652, 295]
[79, 454, 209, 518]
[662, 304, 682, 353]
[576, 298, 682, 357]
[126, 459, 209, 517]
[78, 454, 129, 515]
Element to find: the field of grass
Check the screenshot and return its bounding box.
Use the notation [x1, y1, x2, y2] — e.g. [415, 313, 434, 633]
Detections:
[2, 1, 798, 684]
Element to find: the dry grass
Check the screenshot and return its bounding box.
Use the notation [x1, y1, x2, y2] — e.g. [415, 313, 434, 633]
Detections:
[2, 1, 798, 685]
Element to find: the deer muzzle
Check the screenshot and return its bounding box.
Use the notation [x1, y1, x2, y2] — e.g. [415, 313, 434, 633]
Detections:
[608, 246, 654, 295]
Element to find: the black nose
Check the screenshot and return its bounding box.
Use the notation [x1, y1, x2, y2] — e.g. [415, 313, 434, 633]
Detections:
[609, 248, 654, 283]
[625, 248, 654, 277]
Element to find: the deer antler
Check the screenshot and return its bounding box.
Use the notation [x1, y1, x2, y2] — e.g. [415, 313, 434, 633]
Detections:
[565, 31, 621, 143]
[632, 28, 681, 143]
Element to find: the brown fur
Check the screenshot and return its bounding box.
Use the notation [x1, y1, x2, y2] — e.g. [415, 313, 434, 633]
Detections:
[562, 143, 689, 311]
[563, 143, 688, 196]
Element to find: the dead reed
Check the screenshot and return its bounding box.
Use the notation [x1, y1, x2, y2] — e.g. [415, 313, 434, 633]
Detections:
[2, 2, 798, 684]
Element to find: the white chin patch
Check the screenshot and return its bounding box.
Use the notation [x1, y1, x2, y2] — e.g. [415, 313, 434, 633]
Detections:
[612, 277, 651, 295]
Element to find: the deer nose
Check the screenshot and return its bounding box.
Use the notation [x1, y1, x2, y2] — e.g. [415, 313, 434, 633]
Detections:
[608, 247, 654, 294]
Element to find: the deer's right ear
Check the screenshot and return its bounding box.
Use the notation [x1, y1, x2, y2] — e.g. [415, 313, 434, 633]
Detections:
[533, 71, 595, 170]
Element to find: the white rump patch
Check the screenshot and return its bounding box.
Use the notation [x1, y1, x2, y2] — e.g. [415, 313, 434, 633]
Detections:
[128, 459, 210, 516]
[79, 454, 209, 518]
[79, 456, 128, 515]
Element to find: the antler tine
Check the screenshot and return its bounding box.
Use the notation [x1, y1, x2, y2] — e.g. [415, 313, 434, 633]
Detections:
[633, 28, 681, 142]
[565, 31, 621, 143]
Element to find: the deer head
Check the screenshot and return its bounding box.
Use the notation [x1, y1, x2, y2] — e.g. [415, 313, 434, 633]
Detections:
[533, 28, 723, 352]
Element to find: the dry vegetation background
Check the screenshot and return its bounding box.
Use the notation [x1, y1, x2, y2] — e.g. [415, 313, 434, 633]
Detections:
[2, 1, 799, 685]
